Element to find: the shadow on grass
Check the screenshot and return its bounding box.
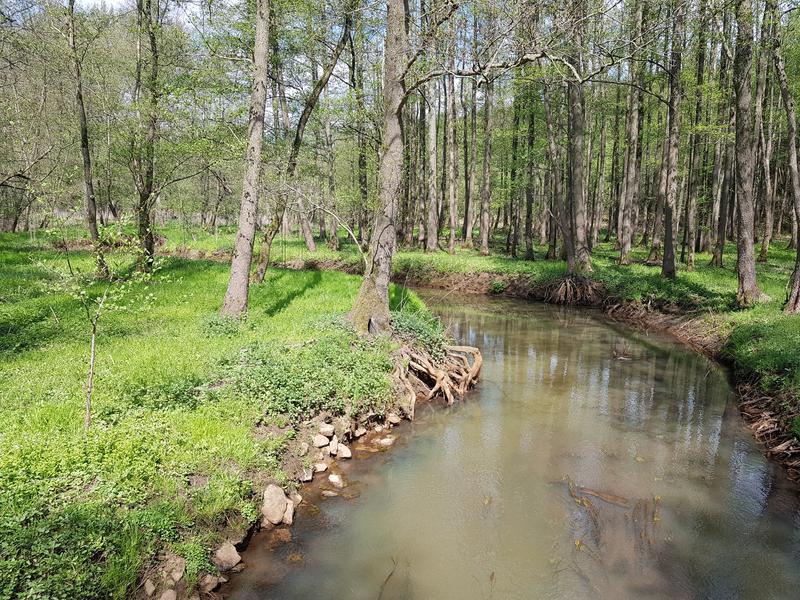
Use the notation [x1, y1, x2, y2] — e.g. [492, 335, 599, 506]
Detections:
[258, 269, 323, 317]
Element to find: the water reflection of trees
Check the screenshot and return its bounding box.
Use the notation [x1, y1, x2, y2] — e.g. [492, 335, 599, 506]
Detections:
[438, 300, 800, 597]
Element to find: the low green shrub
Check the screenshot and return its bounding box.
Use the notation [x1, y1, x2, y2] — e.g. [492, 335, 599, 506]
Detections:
[391, 309, 447, 359]
[489, 280, 507, 294]
[223, 330, 393, 419]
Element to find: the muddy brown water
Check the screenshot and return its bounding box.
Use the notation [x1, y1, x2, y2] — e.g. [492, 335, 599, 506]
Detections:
[223, 293, 800, 600]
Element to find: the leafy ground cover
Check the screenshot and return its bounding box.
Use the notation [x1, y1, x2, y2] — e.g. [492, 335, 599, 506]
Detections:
[163, 224, 800, 421]
[0, 231, 425, 599]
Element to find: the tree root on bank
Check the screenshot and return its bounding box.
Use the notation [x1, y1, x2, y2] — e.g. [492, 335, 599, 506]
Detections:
[393, 344, 482, 417]
[542, 275, 605, 305]
[737, 383, 800, 481]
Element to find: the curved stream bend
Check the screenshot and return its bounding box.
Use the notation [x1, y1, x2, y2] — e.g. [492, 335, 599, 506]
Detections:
[225, 293, 800, 600]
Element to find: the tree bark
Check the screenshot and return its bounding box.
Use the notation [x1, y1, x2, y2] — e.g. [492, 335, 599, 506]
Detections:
[543, 86, 575, 271]
[681, 0, 706, 270]
[732, 0, 764, 305]
[350, 0, 406, 333]
[524, 101, 535, 260]
[423, 0, 439, 253]
[220, 0, 269, 317]
[661, 0, 684, 280]
[479, 78, 494, 256]
[773, 2, 800, 312]
[67, 0, 107, 277]
[446, 45, 457, 254]
[618, 0, 644, 265]
[567, 10, 591, 273]
[463, 17, 478, 247]
[132, 0, 160, 271]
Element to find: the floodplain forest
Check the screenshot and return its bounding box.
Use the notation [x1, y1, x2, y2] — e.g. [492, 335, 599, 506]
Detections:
[3, 0, 800, 598]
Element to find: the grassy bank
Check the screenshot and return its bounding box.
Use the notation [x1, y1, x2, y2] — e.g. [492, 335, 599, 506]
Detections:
[162, 224, 800, 431]
[0, 232, 426, 599]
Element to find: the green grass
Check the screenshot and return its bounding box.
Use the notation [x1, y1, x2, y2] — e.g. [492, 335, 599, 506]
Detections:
[0, 231, 422, 599]
[6, 221, 800, 597]
[161, 223, 800, 402]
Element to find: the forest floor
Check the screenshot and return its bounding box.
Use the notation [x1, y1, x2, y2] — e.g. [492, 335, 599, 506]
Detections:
[0, 231, 445, 599]
[4, 224, 800, 598]
[162, 223, 800, 479]
[163, 223, 800, 414]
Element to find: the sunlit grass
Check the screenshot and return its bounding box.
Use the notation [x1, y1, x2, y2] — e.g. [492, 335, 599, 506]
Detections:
[0, 231, 418, 599]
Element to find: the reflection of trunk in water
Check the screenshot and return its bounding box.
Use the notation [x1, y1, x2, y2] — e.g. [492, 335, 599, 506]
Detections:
[563, 476, 665, 597]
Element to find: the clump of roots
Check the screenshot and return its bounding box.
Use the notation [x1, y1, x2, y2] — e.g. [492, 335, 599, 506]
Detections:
[393, 344, 483, 418]
[542, 275, 604, 306]
[738, 383, 800, 481]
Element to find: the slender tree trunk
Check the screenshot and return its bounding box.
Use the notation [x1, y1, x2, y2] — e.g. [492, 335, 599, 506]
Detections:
[567, 10, 591, 273]
[524, 102, 535, 260]
[607, 84, 622, 242]
[220, 0, 269, 317]
[732, 0, 763, 305]
[253, 8, 351, 281]
[618, 0, 644, 265]
[509, 97, 521, 258]
[446, 48, 457, 254]
[543, 86, 575, 271]
[423, 1, 439, 253]
[773, 3, 800, 311]
[350, 0, 406, 333]
[661, 1, 684, 280]
[84, 316, 98, 430]
[479, 78, 494, 256]
[132, 0, 159, 272]
[460, 78, 469, 242]
[67, 0, 107, 278]
[463, 18, 478, 248]
[592, 121, 606, 247]
[681, 0, 706, 270]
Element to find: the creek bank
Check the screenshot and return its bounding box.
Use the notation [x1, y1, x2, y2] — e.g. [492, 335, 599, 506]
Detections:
[138, 338, 481, 600]
[165, 246, 800, 483]
[266, 256, 800, 484]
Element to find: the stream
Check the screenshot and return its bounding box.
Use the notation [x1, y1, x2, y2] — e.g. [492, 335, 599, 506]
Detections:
[223, 293, 800, 599]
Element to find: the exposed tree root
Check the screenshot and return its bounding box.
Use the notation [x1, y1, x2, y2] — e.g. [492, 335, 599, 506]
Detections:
[542, 275, 605, 305]
[737, 383, 800, 481]
[394, 343, 482, 414]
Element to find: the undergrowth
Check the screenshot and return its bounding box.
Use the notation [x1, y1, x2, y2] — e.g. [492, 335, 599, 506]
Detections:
[0, 232, 417, 599]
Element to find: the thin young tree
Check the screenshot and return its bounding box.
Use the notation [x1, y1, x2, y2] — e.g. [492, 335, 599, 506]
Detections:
[220, 0, 270, 317]
[660, 0, 684, 280]
[66, 0, 107, 278]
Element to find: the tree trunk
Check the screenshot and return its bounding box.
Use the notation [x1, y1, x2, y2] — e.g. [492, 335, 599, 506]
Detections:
[773, 2, 800, 312]
[543, 86, 575, 271]
[446, 50, 457, 254]
[681, 0, 706, 271]
[524, 102, 535, 260]
[567, 6, 591, 273]
[661, 1, 684, 280]
[68, 0, 107, 278]
[220, 0, 269, 317]
[509, 97, 521, 258]
[463, 19, 478, 248]
[479, 78, 494, 256]
[618, 0, 644, 265]
[732, 0, 763, 305]
[350, 0, 405, 333]
[132, 0, 160, 272]
[253, 8, 351, 280]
